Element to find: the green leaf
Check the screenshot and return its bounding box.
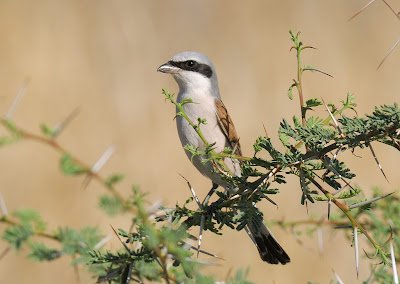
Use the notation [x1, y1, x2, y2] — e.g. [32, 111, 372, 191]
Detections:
[341, 92, 357, 110]
[56, 226, 102, 255]
[310, 195, 328, 201]
[288, 84, 295, 100]
[40, 124, 56, 138]
[1, 210, 47, 250]
[184, 144, 203, 160]
[0, 120, 21, 146]
[105, 174, 125, 188]
[278, 131, 291, 147]
[2, 120, 19, 134]
[14, 209, 47, 232]
[305, 116, 324, 128]
[0, 136, 19, 147]
[227, 268, 254, 284]
[292, 116, 301, 127]
[289, 30, 301, 49]
[180, 97, 193, 106]
[162, 88, 174, 101]
[28, 242, 61, 261]
[328, 103, 338, 114]
[2, 225, 32, 250]
[305, 98, 322, 109]
[190, 274, 215, 284]
[134, 260, 162, 281]
[99, 195, 125, 216]
[59, 154, 87, 176]
[197, 117, 207, 125]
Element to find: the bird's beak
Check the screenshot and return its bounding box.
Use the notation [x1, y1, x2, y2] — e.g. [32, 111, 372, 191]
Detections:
[157, 61, 180, 74]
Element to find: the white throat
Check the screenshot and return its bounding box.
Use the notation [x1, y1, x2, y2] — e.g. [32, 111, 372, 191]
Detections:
[173, 72, 220, 101]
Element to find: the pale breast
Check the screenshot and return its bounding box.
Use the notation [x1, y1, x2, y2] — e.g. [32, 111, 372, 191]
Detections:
[176, 93, 225, 152]
[176, 92, 241, 190]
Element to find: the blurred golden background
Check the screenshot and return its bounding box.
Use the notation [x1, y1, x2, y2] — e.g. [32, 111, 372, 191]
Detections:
[0, 0, 399, 283]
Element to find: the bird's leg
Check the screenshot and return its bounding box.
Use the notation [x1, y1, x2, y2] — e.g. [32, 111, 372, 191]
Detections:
[195, 183, 218, 258]
[202, 182, 219, 206]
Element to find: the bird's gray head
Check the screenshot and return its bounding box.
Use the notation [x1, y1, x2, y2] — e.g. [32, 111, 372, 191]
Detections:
[157, 51, 220, 99]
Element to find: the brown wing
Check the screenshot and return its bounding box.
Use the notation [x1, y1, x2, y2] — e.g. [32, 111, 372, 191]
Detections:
[215, 99, 242, 156]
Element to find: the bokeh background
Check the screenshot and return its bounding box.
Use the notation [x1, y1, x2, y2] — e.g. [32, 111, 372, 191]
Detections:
[0, 0, 399, 283]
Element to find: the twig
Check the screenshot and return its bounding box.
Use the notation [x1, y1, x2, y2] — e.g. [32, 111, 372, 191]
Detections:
[308, 178, 382, 253]
[0, 118, 132, 213]
[0, 216, 59, 241]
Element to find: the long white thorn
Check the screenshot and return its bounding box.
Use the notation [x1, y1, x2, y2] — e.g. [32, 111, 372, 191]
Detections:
[333, 269, 345, 284]
[179, 174, 201, 208]
[197, 215, 205, 258]
[348, 0, 378, 21]
[94, 235, 112, 250]
[327, 199, 331, 220]
[146, 200, 163, 217]
[228, 194, 240, 201]
[334, 183, 349, 197]
[368, 142, 389, 182]
[322, 97, 342, 135]
[317, 228, 324, 254]
[377, 37, 400, 69]
[91, 145, 116, 173]
[0, 247, 11, 260]
[381, 0, 400, 19]
[331, 146, 342, 162]
[390, 241, 399, 284]
[250, 166, 280, 198]
[110, 225, 130, 252]
[53, 107, 80, 137]
[354, 227, 359, 278]
[4, 78, 30, 119]
[81, 144, 115, 190]
[349, 192, 394, 209]
[0, 192, 8, 216]
[183, 241, 223, 260]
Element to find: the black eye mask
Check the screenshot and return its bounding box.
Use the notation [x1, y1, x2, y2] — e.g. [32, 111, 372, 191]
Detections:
[169, 60, 213, 78]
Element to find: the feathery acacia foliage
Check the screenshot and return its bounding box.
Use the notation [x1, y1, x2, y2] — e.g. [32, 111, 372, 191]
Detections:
[0, 31, 399, 283]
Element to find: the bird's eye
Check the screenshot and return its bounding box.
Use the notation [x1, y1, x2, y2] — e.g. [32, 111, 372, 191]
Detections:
[185, 60, 197, 68]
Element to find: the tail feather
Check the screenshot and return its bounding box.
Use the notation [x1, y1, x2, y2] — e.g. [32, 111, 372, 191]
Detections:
[246, 218, 290, 264]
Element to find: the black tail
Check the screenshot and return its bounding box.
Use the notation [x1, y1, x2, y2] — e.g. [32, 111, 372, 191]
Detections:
[246, 218, 290, 264]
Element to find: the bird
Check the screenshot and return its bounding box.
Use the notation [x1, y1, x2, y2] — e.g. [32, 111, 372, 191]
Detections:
[157, 51, 290, 264]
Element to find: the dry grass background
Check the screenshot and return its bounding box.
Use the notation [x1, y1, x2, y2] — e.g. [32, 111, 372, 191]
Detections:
[0, 0, 399, 283]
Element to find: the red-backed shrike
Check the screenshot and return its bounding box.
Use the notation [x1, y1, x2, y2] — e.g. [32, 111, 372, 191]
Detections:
[158, 51, 290, 264]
